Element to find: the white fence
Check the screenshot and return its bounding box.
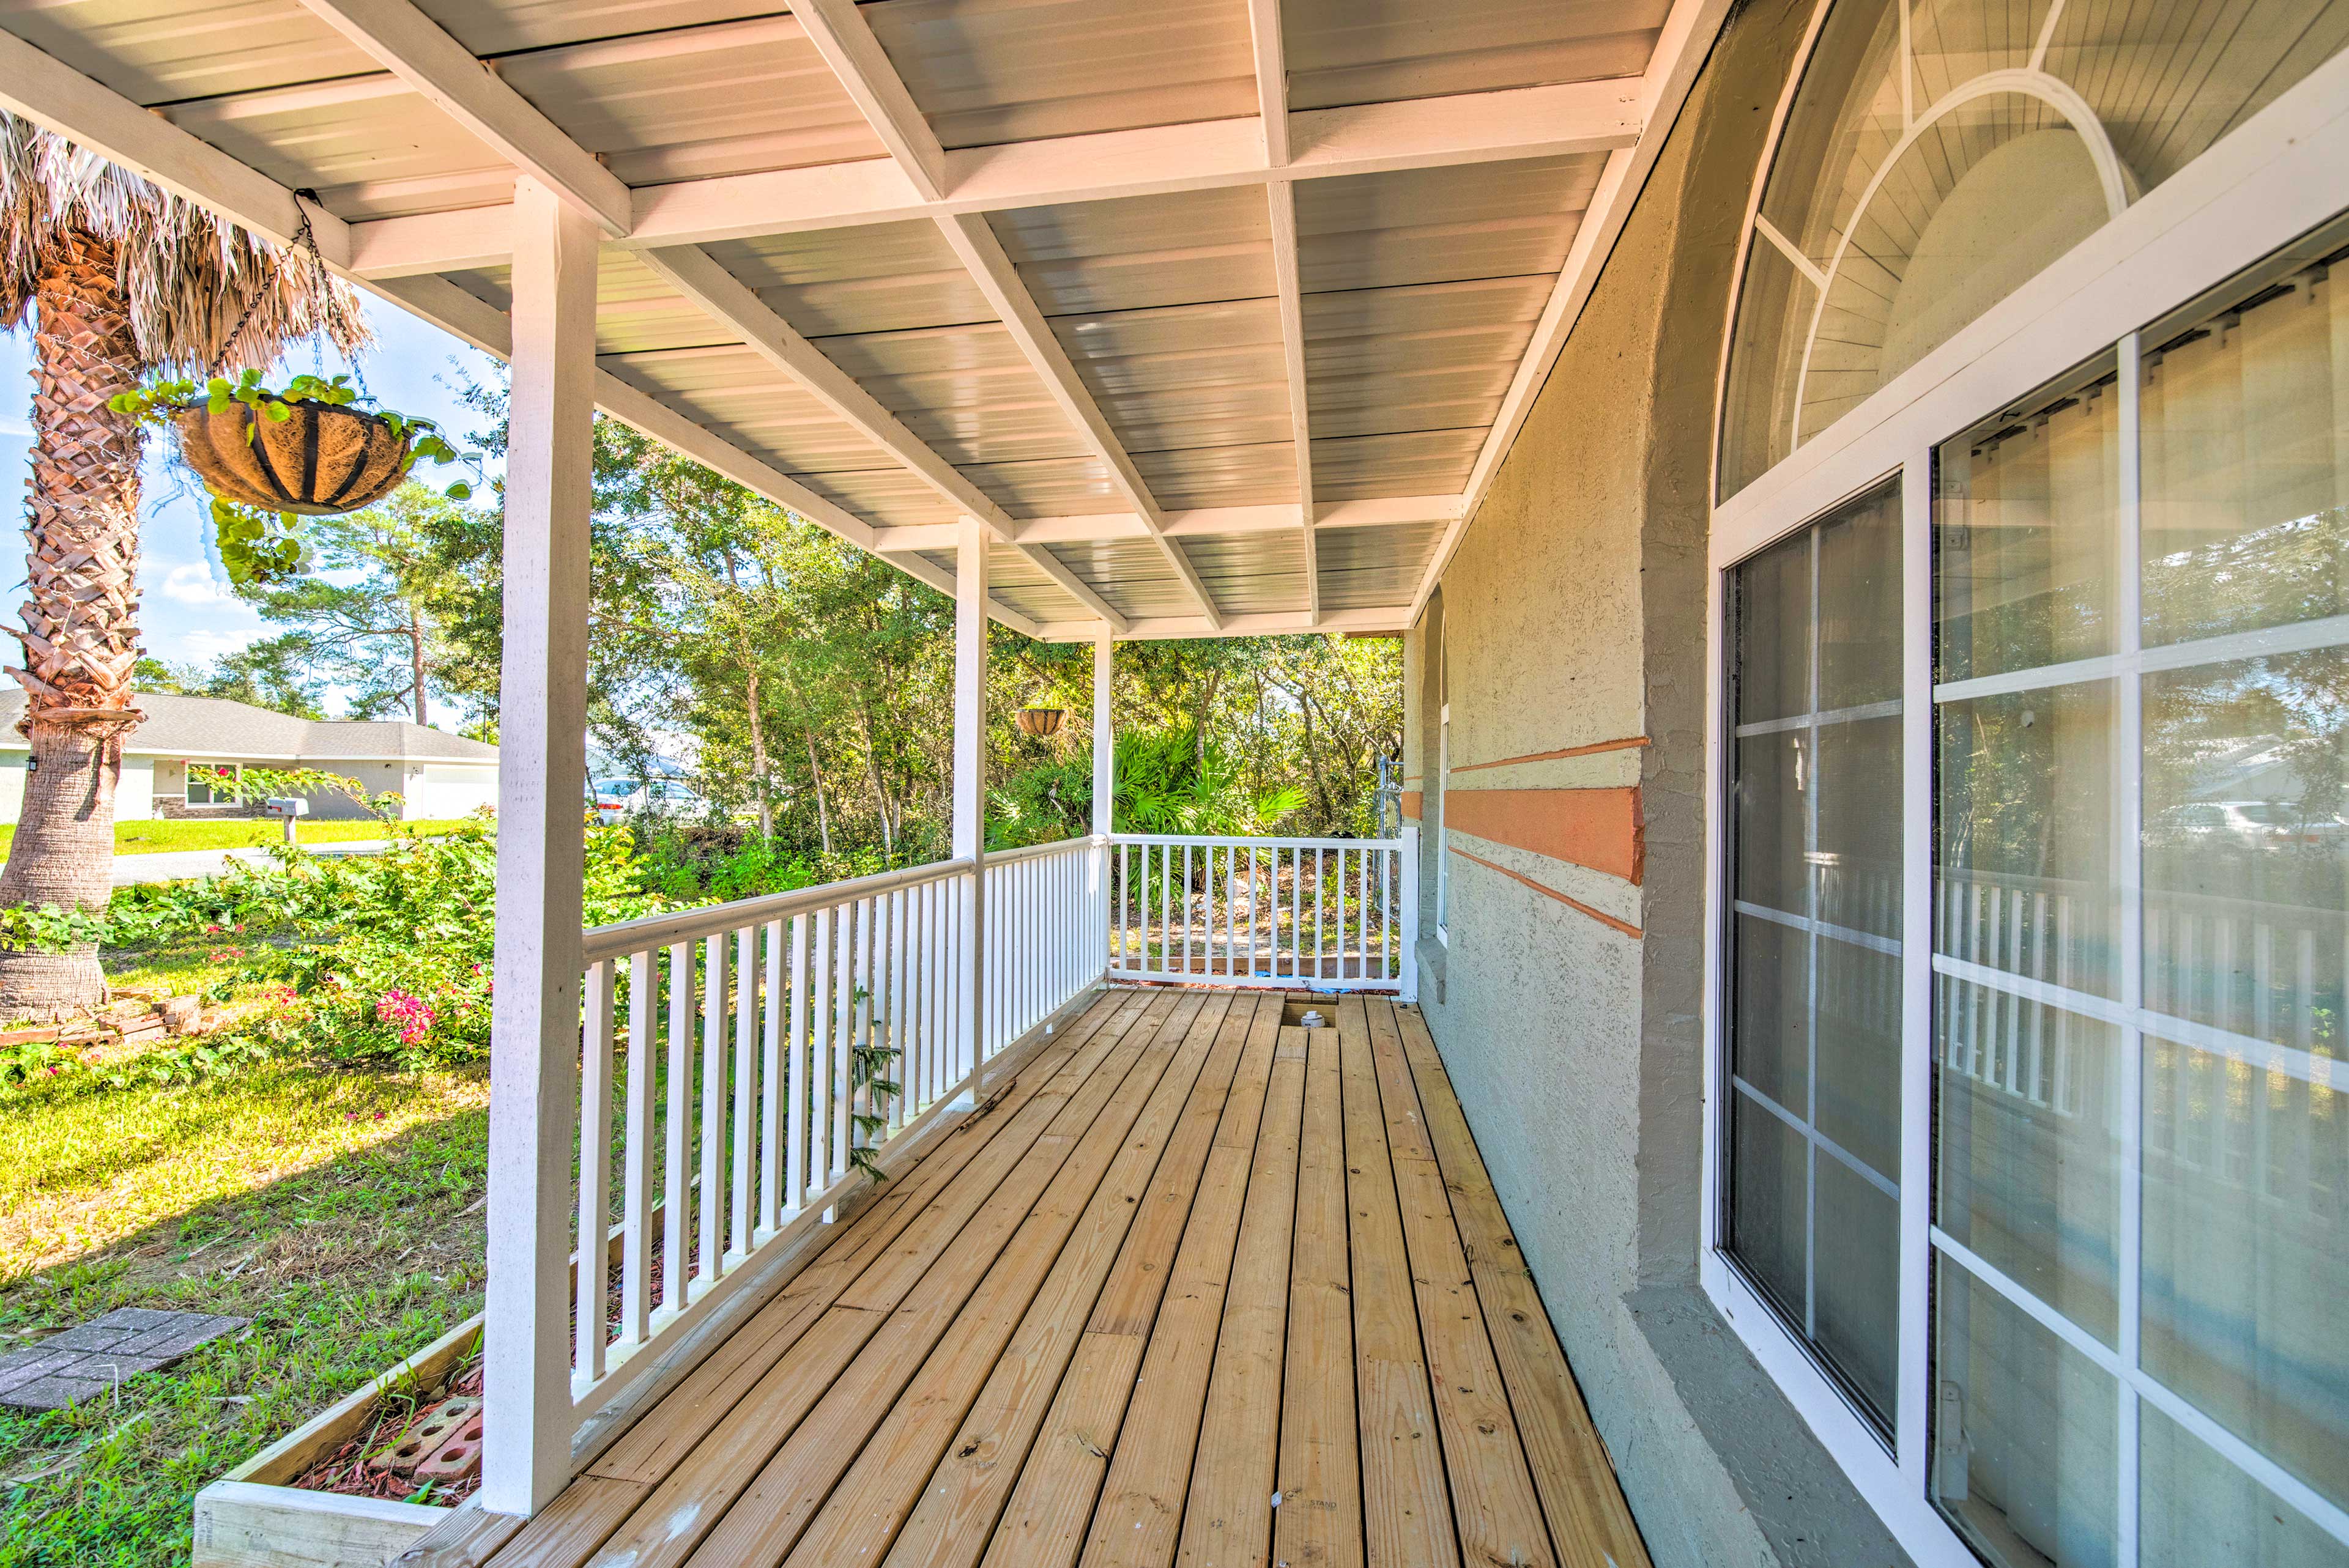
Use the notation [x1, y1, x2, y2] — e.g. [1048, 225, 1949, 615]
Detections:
[525, 826, 1411, 1454]
[1107, 830, 1418, 994]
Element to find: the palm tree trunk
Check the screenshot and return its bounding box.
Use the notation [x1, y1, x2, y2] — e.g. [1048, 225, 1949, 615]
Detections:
[0, 229, 145, 1014]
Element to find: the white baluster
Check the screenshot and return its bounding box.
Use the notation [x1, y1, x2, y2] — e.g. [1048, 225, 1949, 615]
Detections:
[620, 949, 653, 1347]
[578, 960, 614, 1379]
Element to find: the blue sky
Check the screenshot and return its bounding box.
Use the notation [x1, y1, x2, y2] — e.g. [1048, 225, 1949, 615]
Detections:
[0, 298, 501, 706]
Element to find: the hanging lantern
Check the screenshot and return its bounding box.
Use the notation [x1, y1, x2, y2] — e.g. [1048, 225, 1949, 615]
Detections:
[1015, 706, 1066, 738]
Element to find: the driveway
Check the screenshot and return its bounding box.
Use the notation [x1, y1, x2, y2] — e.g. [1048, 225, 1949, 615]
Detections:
[111, 840, 395, 886]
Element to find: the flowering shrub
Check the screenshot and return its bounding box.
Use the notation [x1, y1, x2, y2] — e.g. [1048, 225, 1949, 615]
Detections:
[1, 818, 674, 1074]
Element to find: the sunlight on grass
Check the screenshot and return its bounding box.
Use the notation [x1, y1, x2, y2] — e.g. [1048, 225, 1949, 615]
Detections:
[0, 818, 478, 858]
[0, 1062, 491, 1567]
[0, 1062, 488, 1281]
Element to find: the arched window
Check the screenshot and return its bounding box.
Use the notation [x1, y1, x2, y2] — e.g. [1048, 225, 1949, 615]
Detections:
[1718, 0, 2349, 500]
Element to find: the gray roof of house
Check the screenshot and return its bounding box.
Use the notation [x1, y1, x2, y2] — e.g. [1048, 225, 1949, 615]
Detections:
[0, 691, 497, 763]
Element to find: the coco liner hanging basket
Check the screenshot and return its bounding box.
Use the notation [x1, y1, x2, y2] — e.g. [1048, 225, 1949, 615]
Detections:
[171, 398, 415, 516]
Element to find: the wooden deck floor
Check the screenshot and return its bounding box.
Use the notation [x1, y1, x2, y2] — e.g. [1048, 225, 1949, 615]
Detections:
[462, 987, 1649, 1568]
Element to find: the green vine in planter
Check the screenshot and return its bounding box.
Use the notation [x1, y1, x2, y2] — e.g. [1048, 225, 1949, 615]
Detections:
[108, 370, 477, 586]
[845, 985, 902, 1183]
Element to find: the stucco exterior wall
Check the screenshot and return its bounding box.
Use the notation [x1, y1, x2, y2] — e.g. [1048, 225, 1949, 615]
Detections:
[1403, 8, 1910, 1567]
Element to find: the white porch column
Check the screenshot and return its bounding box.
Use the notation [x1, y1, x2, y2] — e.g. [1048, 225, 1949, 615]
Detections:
[1091, 631, 1114, 976]
[483, 178, 599, 1518]
[1091, 632, 1114, 836]
[953, 518, 987, 1082]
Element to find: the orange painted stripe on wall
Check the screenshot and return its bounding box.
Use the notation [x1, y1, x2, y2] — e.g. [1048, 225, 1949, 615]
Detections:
[1450, 734, 1649, 773]
[1400, 790, 1422, 821]
[1443, 785, 1643, 884]
[1449, 848, 1642, 939]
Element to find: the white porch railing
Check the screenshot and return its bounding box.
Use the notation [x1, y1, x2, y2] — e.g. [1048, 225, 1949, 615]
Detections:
[1107, 830, 1419, 994]
[557, 835, 1108, 1429]
[500, 826, 1412, 1503]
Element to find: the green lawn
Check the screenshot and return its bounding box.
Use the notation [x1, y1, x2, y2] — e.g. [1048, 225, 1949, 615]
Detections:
[0, 978, 491, 1567]
[0, 819, 478, 858]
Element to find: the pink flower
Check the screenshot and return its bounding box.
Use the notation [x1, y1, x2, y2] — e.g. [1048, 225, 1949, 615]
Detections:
[374, 986, 437, 1046]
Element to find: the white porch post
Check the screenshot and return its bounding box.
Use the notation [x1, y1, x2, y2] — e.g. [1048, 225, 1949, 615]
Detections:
[953, 518, 987, 1083]
[1091, 631, 1114, 975]
[1091, 632, 1113, 836]
[483, 178, 599, 1518]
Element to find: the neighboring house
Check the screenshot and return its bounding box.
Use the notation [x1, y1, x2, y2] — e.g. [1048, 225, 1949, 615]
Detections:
[0, 692, 497, 824]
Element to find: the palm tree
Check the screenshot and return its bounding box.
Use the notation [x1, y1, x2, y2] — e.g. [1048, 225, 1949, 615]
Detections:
[0, 114, 368, 1011]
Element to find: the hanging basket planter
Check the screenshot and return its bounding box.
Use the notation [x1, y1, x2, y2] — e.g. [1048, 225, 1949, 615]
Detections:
[171, 399, 414, 516]
[1015, 706, 1066, 738]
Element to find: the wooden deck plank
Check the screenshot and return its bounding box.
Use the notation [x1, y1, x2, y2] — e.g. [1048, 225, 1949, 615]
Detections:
[973, 995, 1275, 1568]
[782, 982, 1244, 1568]
[1392, 1004, 1653, 1568]
[681, 988, 1237, 1568]
[879, 997, 1267, 1568]
[466, 989, 1652, 1568]
[1341, 1026, 1461, 1568]
[586, 989, 1167, 1488]
[476, 1478, 647, 1568]
[567, 997, 1190, 1568]
[1173, 1027, 1307, 1568]
[1365, 1000, 1556, 1568]
[1075, 997, 1283, 1567]
[1274, 1029, 1364, 1568]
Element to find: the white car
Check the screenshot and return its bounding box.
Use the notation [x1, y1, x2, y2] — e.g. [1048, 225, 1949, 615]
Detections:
[589, 777, 710, 824]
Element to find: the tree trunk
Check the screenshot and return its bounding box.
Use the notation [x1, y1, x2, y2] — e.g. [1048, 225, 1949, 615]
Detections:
[802, 725, 832, 856]
[744, 665, 773, 838]
[407, 607, 429, 727]
[0, 230, 147, 1015]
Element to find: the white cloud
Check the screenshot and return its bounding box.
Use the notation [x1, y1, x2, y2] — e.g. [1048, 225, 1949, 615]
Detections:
[0, 414, 29, 439]
[158, 561, 236, 605]
[176, 627, 264, 662]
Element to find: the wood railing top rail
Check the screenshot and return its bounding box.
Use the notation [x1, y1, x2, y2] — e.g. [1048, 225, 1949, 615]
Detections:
[1110, 832, 1406, 851]
[581, 854, 974, 964]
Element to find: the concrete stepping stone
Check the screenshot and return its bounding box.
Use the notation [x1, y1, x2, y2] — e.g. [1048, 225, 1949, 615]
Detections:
[0, 1307, 247, 1411]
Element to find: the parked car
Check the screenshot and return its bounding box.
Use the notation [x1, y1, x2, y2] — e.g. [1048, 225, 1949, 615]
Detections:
[588, 777, 710, 824]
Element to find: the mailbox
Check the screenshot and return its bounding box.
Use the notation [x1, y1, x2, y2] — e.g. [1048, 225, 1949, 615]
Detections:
[262, 796, 310, 845]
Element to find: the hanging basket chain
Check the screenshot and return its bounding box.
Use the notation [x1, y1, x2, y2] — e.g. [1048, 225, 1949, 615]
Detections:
[203, 189, 365, 394]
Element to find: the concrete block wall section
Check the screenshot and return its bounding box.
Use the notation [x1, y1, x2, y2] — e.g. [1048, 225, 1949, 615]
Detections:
[1402, 6, 1912, 1567]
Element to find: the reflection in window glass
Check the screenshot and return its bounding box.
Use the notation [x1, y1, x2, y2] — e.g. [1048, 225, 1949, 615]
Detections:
[1933, 1257, 2120, 1568]
[1725, 478, 1904, 1431]
[2142, 1033, 2349, 1517]
[1934, 354, 2120, 681]
[1931, 216, 2349, 1564]
[1720, 0, 2349, 500]
[1935, 980, 2121, 1345]
[2140, 1405, 2347, 1568]
[1935, 681, 2121, 1000]
[2140, 234, 2349, 644]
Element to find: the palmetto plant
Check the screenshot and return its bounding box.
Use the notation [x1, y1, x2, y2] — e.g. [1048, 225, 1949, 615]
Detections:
[0, 113, 368, 1011]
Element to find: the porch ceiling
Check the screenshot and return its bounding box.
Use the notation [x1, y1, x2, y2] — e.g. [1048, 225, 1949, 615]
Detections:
[0, 0, 1726, 640]
[445, 988, 1652, 1568]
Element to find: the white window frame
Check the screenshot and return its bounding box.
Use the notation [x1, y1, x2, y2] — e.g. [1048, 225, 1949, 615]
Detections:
[186, 760, 242, 805]
[1698, 34, 2349, 1568]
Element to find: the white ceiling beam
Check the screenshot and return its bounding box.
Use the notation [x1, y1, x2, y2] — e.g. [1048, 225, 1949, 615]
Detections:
[1266, 180, 1318, 625]
[788, 0, 949, 202]
[1031, 606, 1409, 643]
[1245, 0, 1291, 168]
[768, 4, 1220, 630]
[867, 495, 1462, 552]
[1412, 0, 1737, 619]
[292, 0, 631, 235]
[633, 244, 1131, 633]
[0, 26, 351, 264]
[369, 278, 1052, 637]
[934, 213, 1222, 627]
[346, 78, 1647, 273]
[1250, 1, 1316, 625]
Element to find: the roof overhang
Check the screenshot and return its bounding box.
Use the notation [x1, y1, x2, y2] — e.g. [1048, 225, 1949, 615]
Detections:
[0, 0, 1731, 642]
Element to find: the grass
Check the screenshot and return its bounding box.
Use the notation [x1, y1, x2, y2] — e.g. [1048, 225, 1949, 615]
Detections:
[0, 1041, 491, 1567]
[7, 819, 479, 857]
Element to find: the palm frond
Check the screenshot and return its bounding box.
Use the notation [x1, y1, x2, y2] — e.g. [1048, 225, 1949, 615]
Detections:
[0, 111, 371, 371]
